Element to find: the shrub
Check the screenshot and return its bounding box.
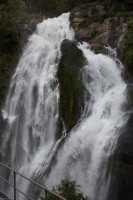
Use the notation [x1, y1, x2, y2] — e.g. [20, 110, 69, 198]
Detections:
[40, 180, 90, 200]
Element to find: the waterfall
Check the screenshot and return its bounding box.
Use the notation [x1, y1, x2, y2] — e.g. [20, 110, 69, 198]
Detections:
[0, 13, 127, 200]
[0, 13, 74, 197]
[46, 42, 127, 200]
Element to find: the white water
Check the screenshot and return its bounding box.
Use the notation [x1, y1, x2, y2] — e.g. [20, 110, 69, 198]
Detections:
[46, 42, 127, 200]
[0, 13, 127, 200]
[0, 13, 74, 196]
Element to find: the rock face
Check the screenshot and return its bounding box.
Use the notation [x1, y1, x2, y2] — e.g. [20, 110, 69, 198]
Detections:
[70, 1, 133, 65]
[57, 39, 85, 133]
[106, 84, 133, 200]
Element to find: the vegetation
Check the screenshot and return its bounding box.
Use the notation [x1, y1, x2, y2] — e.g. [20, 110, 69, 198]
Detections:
[24, 0, 133, 15]
[0, 0, 28, 103]
[124, 19, 133, 75]
[0, 0, 27, 52]
[79, 14, 110, 28]
[24, 0, 89, 15]
[40, 180, 90, 200]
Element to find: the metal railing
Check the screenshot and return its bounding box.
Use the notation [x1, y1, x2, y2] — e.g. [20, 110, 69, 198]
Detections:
[0, 162, 66, 200]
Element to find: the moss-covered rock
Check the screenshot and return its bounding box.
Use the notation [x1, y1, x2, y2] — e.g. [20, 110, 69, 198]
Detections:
[57, 39, 85, 133]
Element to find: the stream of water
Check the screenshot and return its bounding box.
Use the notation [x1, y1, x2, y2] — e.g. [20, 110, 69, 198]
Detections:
[0, 13, 127, 200]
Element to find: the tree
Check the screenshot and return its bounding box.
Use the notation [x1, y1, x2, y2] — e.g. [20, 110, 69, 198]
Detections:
[0, 0, 27, 51]
[41, 180, 90, 200]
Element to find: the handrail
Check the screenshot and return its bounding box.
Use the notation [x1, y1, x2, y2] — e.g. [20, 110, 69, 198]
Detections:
[0, 162, 67, 200]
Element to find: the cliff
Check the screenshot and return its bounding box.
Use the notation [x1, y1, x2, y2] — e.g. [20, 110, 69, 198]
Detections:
[70, 1, 133, 79]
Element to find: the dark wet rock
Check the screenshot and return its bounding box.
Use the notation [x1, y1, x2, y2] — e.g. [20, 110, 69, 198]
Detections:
[106, 92, 133, 200]
[124, 84, 133, 111]
[57, 39, 85, 133]
[106, 127, 133, 200]
[116, 129, 133, 164]
[0, 110, 7, 149]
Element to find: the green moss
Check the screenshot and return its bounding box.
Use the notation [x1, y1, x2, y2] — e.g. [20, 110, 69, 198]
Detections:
[58, 68, 83, 131]
[58, 43, 85, 132]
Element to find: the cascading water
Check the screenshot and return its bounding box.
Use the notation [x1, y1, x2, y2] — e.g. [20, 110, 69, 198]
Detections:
[0, 13, 74, 197]
[0, 13, 127, 200]
[46, 43, 127, 200]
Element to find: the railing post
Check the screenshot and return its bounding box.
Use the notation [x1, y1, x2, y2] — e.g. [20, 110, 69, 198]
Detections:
[14, 171, 16, 200]
[0, 162, 66, 200]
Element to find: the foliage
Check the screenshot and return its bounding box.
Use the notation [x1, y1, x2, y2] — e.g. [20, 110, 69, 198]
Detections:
[24, 0, 133, 15]
[40, 180, 90, 200]
[0, 0, 27, 51]
[0, 51, 19, 102]
[124, 49, 133, 66]
[0, 0, 27, 102]
[124, 19, 133, 74]
[24, 0, 97, 16]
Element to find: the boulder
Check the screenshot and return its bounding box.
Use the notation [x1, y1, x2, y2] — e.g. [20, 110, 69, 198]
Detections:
[57, 39, 85, 133]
